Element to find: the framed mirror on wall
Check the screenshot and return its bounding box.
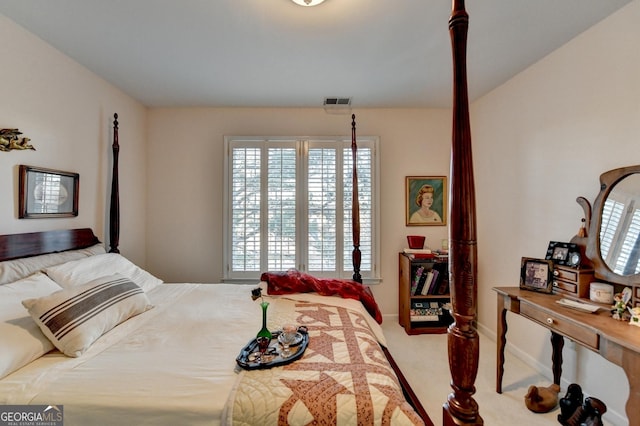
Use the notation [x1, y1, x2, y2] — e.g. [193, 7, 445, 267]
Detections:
[18, 165, 79, 218]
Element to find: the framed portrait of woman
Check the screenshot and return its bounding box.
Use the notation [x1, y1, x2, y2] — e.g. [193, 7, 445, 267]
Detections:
[405, 176, 447, 226]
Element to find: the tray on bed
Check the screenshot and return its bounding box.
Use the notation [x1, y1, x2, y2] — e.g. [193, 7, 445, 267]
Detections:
[236, 327, 309, 370]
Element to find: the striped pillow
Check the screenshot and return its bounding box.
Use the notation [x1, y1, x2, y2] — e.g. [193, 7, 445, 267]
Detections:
[22, 274, 152, 357]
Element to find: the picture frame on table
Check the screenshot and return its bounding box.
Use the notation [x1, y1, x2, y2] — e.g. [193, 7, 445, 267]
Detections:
[18, 165, 79, 218]
[545, 241, 581, 267]
[520, 257, 554, 293]
[405, 176, 447, 226]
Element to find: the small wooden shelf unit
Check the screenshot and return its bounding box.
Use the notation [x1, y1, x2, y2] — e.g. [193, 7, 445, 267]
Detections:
[398, 252, 452, 335]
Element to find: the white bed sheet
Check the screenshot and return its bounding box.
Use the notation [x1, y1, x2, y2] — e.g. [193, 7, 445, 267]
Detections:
[0, 283, 386, 425]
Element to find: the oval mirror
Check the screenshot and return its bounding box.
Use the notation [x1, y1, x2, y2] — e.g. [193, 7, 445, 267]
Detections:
[585, 165, 640, 286]
[599, 174, 640, 275]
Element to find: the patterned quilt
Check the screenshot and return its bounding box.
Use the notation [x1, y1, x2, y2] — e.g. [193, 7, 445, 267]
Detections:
[224, 298, 425, 425]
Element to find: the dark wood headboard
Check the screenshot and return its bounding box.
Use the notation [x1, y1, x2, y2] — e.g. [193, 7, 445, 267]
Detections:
[0, 228, 100, 262]
[0, 113, 121, 263]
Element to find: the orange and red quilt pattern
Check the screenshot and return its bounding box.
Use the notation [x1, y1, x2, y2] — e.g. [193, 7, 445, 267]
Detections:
[225, 299, 425, 426]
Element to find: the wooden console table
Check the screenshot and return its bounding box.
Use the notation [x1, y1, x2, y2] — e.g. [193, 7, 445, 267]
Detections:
[493, 286, 640, 424]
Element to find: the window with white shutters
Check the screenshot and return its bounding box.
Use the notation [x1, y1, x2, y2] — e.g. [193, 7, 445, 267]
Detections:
[224, 136, 379, 282]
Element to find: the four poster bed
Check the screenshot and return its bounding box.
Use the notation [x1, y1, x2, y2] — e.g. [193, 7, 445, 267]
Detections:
[0, 1, 479, 425]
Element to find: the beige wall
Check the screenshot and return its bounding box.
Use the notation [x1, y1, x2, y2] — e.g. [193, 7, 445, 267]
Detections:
[473, 2, 640, 423]
[146, 107, 451, 315]
[0, 15, 148, 266]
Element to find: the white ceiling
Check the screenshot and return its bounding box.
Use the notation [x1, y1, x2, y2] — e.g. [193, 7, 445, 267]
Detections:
[0, 0, 632, 108]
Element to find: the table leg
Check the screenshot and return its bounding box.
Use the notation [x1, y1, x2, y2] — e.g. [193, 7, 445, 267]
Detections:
[622, 349, 640, 426]
[496, 296, 508, 393]
[550, 331, 564, 386]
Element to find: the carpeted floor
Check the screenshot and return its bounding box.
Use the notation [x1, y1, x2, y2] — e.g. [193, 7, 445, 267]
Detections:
[381, 317, 615, 426]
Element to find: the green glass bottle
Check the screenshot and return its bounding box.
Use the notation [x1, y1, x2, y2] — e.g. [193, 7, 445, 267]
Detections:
[256, 301, 272, 339]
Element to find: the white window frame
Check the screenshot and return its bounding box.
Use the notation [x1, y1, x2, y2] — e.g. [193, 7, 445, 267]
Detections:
[223, 136, 380, 283]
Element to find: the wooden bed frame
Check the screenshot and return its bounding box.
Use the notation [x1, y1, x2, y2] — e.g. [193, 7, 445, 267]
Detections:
[445, 1, 482, 424]
[0, 2, 479, 424]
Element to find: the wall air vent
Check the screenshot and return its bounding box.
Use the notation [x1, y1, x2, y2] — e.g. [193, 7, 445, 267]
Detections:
[323, 97, 352, 114]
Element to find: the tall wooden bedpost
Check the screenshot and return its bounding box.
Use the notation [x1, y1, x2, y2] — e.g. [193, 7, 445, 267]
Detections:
[109, 113, 120, 253]
[351, 114, 362, 283]
[443, 1, 482, 425]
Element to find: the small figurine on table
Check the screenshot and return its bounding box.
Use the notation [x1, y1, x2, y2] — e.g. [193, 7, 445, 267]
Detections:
[629, 306, 640, 327]
[611, 287, 632, 321]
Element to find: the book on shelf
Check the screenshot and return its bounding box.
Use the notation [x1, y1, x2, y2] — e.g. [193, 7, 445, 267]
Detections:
[403, 248, 436, 259]
[410, 313, 439, 322]
[410, 308, 440, 322]
[420, 271, 434, 295]
[410, 300, 443, 322]
[414, 269, 429, 295]
[411, 300, 440, 309]
[404, 248, 432, 254]
[435, 276, 449, 295]
[410, 265, 425, 295]
[426, 269, 440, 294]
[431, 262, 449, 294]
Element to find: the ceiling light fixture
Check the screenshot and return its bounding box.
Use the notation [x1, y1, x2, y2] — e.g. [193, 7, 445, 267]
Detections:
[290, 0, 326, 6]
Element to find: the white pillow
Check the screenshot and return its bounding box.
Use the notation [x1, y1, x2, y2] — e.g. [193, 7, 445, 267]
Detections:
[0, 244, 106, 285]
[0, 273, 61, 379]
[44, 253, 163, 293]
[22, 274, 153, 357]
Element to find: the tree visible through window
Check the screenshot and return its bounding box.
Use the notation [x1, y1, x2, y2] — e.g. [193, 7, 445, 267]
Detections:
[224, 136, 378, 282]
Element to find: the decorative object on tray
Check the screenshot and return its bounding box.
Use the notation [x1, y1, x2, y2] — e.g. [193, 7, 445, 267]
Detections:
[524, 383, 560, 413]
[519, 257, 554, 293]
[0, 128, 35, 151]
[252, 286, 272, 340]
[18, 165, 79, 218]
[279, 323, 298, 357]
[236, 326, 309, 370]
